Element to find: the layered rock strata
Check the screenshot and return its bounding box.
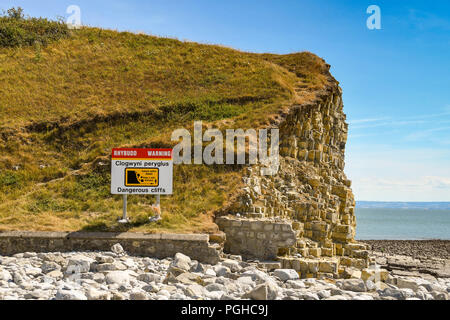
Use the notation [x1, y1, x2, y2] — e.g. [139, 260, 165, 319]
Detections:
[217, 81, 371, 279]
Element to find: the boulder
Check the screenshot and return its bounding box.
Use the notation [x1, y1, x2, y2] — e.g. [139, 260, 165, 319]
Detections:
[213, 265, 231, 277]
[137, 273, 163, 284]
[171, 253, 192, 271]
[41, 262, 61, 274]
[396, 278, 420, 291]
[339, 279, 367, 292]
[95, 262, 127, 272]
[129, 291, 149, 300]
[46, 270, 63, 279]
[105, 271, 130, 286]
[96, 255, 115, 264]
[66, 255, 95, 274]
[185, 284, 205, 298]
[205, 269, 216, 277]
[243, 284, 268, 300]
[55, 289, 87, 300]
[317, 290, 331, 299]
[273, 269, 299, 282]
[86, 288, 110, 300]
[237, 276, 255, 287]
[111, 243, 125, 256]
[205, 283, 227, 293]
[222, 259, 242, 273]
[378, 288, 407, 300]
[0, 269, 12, 282]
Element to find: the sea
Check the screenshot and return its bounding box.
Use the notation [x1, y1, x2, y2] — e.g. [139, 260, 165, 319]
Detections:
[355, 202, 450, 240]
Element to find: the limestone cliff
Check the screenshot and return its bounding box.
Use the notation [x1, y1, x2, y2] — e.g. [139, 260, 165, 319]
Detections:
[217, 67, 371, 279]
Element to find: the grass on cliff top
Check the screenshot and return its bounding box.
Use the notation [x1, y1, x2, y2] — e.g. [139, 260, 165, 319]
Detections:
[0, 10, 331, 233]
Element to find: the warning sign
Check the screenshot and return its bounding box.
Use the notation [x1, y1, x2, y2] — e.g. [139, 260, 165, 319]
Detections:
[125, 168, 159, 187]
[111, 148, 173, 195]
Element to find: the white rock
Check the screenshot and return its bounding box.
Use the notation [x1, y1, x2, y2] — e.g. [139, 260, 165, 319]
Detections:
[205, 283, 226, 292]
[318, 290, 331, 299]
[96, 255, 115, 264]
[222, 259, 241, 273]
[396, 278, 420, 291]
[325, 295, 348, 300]
[378, 288, 406, 300]
[273, 269, 299, 282]
[129, 291, 149, 300]
[205, 291, 223, 300]
[213, 265, 231, 277]
[41, 262, 61, 274]
[24, 266, 42, 277]
[47, 270, 63, 279]
[24, 290, 48, 300]
[185, 284, 205, 298]
[171, 292, 187, 300]
[353, 295, 374, 300]
[0, 269, 12, 282]
[237, 276, 255, 286]
[143, 284, 159, 293]
[111, 244, 125, 256]
[399, 288, 416, 299]
[105, 271, 130, 286]
[243, 284, 268, 300]
[157, 289, 171, 298]
[205, 269, 216, 277]
[86, 288, 110, 300]
[300, 292, 320, 300]
[171, 253, 192, 271]
[55, 289, 88, 300]
[92, 273, 105, 283]
[365, 280, 376, 291]
[66, 255, 95, 274]
[339, 279, 367, 292]
[95, 262, 127, 272]
[286, 280, 306, 289]
[23, 252, 37, 258]
[137, 273, 162, 284]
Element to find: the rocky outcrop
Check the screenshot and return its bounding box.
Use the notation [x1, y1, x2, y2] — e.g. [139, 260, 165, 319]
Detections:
[216, 75, 371, 278]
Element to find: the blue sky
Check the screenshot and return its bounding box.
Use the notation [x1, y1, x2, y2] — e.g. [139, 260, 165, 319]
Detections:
[2, 0, 450, 201]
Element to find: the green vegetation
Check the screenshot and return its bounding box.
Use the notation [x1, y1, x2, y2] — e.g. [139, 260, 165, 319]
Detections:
[0, 9, 332, 233]
[0, 7, 69, 48]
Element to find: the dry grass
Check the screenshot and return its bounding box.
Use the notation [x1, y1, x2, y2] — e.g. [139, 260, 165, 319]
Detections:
[0, 14, 332, 233]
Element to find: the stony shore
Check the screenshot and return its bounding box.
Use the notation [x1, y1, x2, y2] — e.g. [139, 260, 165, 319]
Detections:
[364, 240, 450, 280]
[0, 244, 449, 300]
[363, 240, 450, 260]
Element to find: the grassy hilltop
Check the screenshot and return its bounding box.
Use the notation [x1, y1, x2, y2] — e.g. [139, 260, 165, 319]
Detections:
[0, 9, 332, 233]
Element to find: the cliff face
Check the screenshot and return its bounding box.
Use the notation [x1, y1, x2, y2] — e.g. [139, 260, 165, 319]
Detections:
[217, 76, 371, 278]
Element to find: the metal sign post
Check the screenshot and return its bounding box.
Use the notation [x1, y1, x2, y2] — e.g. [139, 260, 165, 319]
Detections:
[118, 194, 129, 224]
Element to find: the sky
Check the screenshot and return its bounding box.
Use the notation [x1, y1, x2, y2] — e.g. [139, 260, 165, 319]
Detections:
[2, 0, 450, 202]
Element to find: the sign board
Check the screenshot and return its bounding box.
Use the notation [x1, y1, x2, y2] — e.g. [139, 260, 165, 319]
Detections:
[111, 148, 173, 195]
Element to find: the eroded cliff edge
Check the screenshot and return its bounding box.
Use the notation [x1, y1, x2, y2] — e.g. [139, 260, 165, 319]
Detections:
[216, 66, 371, 279]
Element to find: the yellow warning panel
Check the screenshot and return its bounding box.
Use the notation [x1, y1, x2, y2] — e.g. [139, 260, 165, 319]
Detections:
[125, 168, 159, 187]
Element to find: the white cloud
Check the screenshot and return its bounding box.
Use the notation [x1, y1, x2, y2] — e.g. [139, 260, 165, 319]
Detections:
[345, 145, 450, 201]
[405, 126, 450, 141]
[348, 117, 389, 125]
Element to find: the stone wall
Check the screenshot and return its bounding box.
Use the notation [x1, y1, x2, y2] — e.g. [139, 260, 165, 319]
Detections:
[216, 82, 371, 277]
[216, 217, 297, 260]
[0, 231, 221, 265]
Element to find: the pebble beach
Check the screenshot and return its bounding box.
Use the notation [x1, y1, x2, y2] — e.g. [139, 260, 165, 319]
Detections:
[0, 243, 449, 301]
